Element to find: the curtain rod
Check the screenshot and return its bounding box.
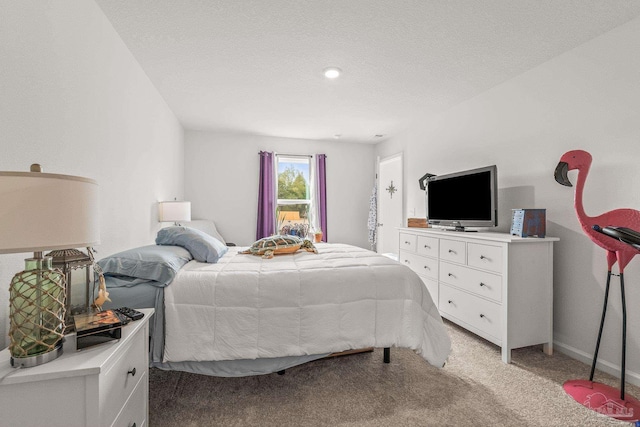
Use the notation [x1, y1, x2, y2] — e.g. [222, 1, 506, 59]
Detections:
[275, 153, 313, 158]
[258, 152, 327, 158]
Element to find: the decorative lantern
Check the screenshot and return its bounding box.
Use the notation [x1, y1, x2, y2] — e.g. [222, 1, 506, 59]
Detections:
[47, 248, 94, 328]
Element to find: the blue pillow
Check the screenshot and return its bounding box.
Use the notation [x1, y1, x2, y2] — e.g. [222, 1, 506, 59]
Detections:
[98, 245, 193, 284]
[156, 226, 228, 263]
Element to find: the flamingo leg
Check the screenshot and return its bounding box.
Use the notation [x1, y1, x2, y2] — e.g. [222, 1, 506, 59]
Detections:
[589, 270, 612, 382]
[620, 272, 627, 400]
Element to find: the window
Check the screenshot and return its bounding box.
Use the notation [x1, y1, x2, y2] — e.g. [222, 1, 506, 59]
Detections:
[276, 155, 312, 237]
[255, 152, 325, 241]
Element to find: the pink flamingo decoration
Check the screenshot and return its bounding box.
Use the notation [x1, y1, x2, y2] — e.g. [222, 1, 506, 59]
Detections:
[555, 149, 640, 420]
[555, 150, 640, 272]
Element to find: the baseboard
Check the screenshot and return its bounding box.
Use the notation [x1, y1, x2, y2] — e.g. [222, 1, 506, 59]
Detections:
[554, 340, 640, 388]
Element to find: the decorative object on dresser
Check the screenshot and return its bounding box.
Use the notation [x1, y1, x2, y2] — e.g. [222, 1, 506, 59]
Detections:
[0, 308, 153, 427]
[0, 164, 99, 368]
[158, 199, 191, 226]
[407, 218, 428, 228]
[555, 149, 640, 421]
[510, 209, 546, 238]
[399, 227, 558, 363]
[418, 172, 436, 221]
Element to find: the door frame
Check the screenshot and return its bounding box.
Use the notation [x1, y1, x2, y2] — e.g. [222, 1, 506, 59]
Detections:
[376, 152, 404, 255]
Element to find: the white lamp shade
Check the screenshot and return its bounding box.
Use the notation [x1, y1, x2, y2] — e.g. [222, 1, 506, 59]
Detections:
[158, 201, 191, 223]
[0, 171, 100, 254]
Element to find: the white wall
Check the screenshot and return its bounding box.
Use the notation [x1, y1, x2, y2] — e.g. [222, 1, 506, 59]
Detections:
[0, 1, 184, 348]
[376, 16, 640, 384]
[185, 131, 375, 248]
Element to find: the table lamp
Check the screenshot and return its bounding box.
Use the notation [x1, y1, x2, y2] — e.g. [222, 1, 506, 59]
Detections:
[158, 200, 191, 225]
[0, 164, 99, 367]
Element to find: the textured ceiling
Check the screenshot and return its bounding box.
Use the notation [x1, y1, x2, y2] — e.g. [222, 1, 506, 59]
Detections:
[96, 0, 640, 143]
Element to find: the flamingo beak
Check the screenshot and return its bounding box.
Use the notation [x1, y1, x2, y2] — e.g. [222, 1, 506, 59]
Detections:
[554, 162, 572, 187]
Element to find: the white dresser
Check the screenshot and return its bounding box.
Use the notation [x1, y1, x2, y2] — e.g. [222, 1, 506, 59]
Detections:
[399, 228, 558, 363]
[0, 308, 153, 427]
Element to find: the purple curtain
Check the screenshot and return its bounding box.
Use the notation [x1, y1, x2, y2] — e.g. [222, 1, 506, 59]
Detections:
[256, 151, 275, 240]
[316, 154, 327, 242]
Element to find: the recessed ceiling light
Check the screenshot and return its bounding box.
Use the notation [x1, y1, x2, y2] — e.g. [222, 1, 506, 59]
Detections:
[374, 134, 385, 138]
[324, 67, 341, 79]
[333, 134, 342, 139]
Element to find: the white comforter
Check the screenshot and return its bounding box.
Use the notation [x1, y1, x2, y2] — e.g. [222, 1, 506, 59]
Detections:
[163, 243, 451, 367]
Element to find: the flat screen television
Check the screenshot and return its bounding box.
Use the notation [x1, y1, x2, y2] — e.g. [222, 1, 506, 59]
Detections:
[426, 165, 498, 231]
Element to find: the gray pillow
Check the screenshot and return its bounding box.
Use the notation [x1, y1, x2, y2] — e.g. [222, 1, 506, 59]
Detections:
[98, 245, 193, 284]
[181, 220, 226, 245]
[156, 226, 228, 263]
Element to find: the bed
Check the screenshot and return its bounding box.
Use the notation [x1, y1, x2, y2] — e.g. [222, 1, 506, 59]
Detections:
[100, 221, 451, 377]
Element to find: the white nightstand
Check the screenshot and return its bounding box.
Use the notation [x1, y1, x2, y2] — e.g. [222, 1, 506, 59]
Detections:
[0, 308, 153, 427]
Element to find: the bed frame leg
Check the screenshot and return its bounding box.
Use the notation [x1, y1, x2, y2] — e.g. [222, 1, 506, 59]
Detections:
[383, 347, 390, 363]
[277, 370, 286, 375]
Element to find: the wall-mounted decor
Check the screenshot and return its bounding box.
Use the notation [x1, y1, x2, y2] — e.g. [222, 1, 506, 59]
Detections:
[386, 181, 397, 198]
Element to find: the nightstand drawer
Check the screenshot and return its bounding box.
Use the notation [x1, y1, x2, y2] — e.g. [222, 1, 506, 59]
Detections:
[112, 372, 147, 427]
[101, 327, 146, 425]
[399, 233, 417, 252]
[439, 239, 466, 264]
[468, 243, 503, 273]
[400, 252, 438, 280]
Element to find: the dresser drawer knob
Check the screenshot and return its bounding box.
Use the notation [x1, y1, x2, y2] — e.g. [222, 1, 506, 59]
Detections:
[424, 245, 430, 249]
[423, 265, 430, 270]
[448, 249, 456, 254]
[128, 367, 137, 377]
[480, 314, 485, 318]
[479, 282, 485, 287]
[448, 273, 454, 277]
[129, 423, 137, 427]
[405, 241, 410, 245]
[480, 255, 488, 260]
[404, 260, 410, 264]
[447, 300, 452, 304]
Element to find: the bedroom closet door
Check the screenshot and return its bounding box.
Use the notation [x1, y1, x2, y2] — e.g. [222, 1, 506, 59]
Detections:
[377, 153, 403, 257]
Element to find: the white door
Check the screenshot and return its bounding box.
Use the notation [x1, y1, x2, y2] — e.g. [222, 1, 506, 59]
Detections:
[377, 154, 403, 256]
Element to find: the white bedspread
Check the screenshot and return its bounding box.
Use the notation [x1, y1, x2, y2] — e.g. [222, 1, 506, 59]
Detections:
[163, 243, 451, 367]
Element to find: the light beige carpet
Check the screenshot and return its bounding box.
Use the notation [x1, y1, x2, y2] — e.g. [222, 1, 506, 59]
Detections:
[149, 321, 639, 426]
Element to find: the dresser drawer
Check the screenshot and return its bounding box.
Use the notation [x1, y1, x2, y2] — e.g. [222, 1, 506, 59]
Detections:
[439, 239, 466, 264]
[420, 276, 438, 307]
[416, 235, 439, 258]
[400, 252, 438, 280]
[439, 262, 502, 302]
[399, 233, 417, 252]
[101, 328, 147, 425]
[439, 284, 502, 341]
[111, 373, 147, 427]
[467, 243, 503, 273]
